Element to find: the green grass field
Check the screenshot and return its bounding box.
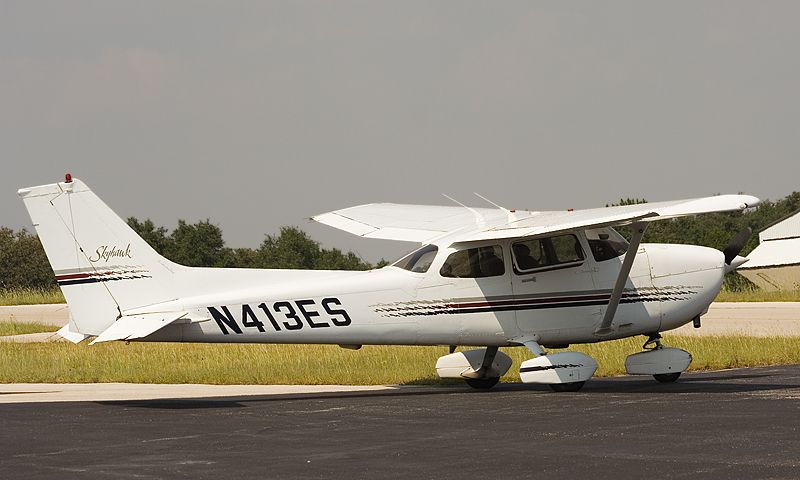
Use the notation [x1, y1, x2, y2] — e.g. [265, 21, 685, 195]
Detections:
[0, 322, 60, 336]
[2, 287, 799, 306]
[0, 335, 797, 385]
[714, 289, 800, 302]
[0, 288, 65, 306]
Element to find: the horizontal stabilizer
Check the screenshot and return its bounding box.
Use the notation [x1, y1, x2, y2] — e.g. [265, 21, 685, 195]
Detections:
[90, 312, 187, 345]
[56, 324, 92, 344]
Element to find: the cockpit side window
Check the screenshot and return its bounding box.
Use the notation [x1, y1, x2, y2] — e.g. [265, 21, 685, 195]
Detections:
[393, 244, 438, 273]
[440, 245, 505, 278]
[585, 227, 629, 262]
[512, 234, 584, 273]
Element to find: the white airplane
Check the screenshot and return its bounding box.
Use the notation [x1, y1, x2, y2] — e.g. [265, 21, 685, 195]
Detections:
[19, 175, 758, 391]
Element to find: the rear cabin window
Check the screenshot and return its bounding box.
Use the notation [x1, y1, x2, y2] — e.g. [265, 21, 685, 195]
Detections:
[511, 234, 584, 273]
[440, 245, 505, 278]
[393, 244, 438, 273]
[585, 227, 629, 262]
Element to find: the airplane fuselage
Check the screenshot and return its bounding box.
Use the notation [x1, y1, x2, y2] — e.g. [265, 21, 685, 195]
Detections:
[141, 237, 725, 348]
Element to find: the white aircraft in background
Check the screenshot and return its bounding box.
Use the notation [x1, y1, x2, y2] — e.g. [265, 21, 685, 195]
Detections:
[19, 175, 758, 391]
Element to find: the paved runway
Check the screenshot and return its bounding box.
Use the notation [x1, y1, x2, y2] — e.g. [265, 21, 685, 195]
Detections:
[1, 365, 799, 479]
[0, 383, 395, 404]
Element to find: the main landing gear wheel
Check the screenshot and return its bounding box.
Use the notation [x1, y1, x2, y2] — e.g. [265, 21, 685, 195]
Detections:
[549, 381, 586, 392]
[465, 377, 500, 390]
[653, 372, 681, 383]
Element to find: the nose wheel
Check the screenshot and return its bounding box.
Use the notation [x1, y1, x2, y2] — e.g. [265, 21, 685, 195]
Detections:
[625, 333, 692, 382]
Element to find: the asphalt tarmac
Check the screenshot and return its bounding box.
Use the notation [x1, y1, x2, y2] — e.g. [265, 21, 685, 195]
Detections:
[1, 365, 799, 480]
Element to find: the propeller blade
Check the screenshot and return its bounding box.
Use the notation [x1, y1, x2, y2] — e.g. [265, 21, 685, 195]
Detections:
[723, 227, 752, 265]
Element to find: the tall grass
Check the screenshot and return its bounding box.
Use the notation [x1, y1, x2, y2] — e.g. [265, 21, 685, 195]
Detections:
[715, 289, 800, 302]
[0, 288, 64, 306]
[0, 335, 797, 385]
[2, 287, 798, 306]
[0, 322, 60, 336]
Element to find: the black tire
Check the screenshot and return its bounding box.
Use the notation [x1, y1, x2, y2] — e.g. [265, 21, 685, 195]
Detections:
[465, 377, 500, 390]
[653, 372, 681, 383]
[549, 381, 585, 392]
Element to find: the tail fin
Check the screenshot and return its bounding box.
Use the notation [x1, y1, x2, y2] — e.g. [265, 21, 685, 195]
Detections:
[18, 177, 181, 336]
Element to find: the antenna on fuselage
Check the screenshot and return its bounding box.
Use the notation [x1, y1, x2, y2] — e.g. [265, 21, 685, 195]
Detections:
[472, 192, 507, 211]
[473, 192, 519, 224]
[442, 194, 486, 227]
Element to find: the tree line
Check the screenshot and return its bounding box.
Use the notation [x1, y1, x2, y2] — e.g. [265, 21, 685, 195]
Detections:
[125, 218, 378, 271]
[612, 192, 800, 255]
[610, 192, 800, 290]
[0, 219, 380, 290]
[1, 191, 798, 291]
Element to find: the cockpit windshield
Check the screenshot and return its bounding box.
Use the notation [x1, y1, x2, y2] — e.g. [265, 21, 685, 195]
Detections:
[393, 244, 438, 273]
[584, 227, 629, 262]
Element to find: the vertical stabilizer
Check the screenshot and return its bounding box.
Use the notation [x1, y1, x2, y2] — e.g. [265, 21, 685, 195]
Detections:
[18, 177, 181, 335]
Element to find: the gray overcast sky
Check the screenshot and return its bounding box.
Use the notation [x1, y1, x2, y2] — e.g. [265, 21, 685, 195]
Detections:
[1, 1, 798, 262]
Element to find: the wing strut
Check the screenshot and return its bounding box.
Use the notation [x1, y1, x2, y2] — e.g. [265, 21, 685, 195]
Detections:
[594, 222, 648, 336]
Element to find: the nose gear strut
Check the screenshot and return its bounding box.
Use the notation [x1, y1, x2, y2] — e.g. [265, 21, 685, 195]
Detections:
[643, 333, 663, 350]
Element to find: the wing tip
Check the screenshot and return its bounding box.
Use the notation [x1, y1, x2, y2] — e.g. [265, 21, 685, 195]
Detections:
[740, 195, 761, 209]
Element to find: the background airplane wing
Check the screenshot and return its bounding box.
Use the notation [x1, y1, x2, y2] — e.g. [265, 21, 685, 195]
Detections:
[313, 195, 760, 243]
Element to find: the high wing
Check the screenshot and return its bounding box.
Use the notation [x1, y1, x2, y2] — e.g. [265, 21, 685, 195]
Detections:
[313, 195, 760, 244]
[312, 203, 512, 242]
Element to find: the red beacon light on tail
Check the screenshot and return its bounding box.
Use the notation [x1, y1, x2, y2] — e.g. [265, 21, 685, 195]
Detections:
[63, 173, 74, 192]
